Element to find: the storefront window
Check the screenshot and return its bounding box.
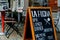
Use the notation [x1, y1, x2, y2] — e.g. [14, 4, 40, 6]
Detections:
[0, 12, 2, 32]
[0, 0, 8, 2]
[18, 0, 20, 7]
[29, 0, 48, 7]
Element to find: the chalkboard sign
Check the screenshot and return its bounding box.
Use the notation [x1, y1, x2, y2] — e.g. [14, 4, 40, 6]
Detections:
[28, 7, 57, 40]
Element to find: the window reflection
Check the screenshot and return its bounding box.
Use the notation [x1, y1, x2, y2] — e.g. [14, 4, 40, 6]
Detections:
[18, 0, 20, 7]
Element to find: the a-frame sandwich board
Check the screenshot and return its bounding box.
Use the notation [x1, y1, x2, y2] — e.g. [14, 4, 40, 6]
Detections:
[23, 7, 57, 40]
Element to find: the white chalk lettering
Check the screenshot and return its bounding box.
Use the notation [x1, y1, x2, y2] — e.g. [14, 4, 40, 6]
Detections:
[44, 28, 53, 32]
[34, 22, 42, 27]
[31, 10, 50, 17]
[36, 33, 46, 38]
[41, 11, 46, 17]
[37, 37, 45, 40]
[48, 36, 53, 39]
[34, 22, 43, 31]
[35, 27, 43, 31]
[31, 11, 37, 17]
[37, 10, 41, 17]
[46, 11, 50, 17]
[33, 18, 38, 22]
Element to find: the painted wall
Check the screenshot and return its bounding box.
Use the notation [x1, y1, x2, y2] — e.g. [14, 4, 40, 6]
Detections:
[49, 0, 58, 10]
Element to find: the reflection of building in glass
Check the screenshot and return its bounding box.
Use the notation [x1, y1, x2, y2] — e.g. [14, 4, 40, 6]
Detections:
[0, 0, 8, 11]
[29, 0, 48, 6]
[29, 0, 58, 11]
[0, 0, 8, 2]
[18, 0, 20, 7]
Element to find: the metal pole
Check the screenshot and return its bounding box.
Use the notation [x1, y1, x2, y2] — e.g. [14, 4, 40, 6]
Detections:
[18, 12, 20, 22]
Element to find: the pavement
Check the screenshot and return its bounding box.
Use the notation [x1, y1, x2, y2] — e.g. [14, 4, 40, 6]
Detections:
[0, 22, 24, 40]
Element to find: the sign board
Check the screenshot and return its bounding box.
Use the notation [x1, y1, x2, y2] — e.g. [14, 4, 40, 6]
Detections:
[24, 7, 57, 40]
[0, 2, 9, 11]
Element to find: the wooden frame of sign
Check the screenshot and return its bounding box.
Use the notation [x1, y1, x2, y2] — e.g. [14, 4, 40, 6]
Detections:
[24, 9, 33, 40]
[24, 7, 57, 40]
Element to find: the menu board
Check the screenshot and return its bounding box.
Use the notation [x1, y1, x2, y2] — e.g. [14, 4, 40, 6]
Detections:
[30, 8, 56, 40]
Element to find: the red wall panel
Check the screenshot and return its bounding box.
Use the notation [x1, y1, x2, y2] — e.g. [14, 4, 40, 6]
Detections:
[48, 0, 58, 11]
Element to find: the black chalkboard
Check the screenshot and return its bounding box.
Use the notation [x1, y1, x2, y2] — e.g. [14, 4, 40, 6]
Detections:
[30, 8, 56, 40]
